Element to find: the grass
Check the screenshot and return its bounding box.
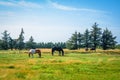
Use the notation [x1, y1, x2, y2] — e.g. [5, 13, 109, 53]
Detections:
[0, 49, 120, 80]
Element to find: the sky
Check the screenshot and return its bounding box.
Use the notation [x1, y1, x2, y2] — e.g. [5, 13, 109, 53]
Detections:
[0, 0, 120, 43]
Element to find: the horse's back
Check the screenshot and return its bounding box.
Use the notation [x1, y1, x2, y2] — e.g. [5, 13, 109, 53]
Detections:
[52, 47, 62, 51]
[36, 49, 41, 53]
[29, 49, 36, 54]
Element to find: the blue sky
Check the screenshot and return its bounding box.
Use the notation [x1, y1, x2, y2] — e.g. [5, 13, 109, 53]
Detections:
[0, 0, 120, 43]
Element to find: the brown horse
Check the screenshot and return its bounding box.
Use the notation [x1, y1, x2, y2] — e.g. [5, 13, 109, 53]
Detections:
[29, 49, 41, 58]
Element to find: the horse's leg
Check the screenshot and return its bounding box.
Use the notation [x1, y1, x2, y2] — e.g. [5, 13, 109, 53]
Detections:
[29, 52, 31, 57]
[52, 50, 54, 56]
[31, 53, 34, 58]
[62, 50, 64, 56]
[38, 52, 41, 58]
[59, 51, 61, 56]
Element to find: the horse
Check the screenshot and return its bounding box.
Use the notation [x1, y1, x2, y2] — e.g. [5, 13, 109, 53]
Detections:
[90, 47, 96, 51]
[52, 46, 64, 56]
[29, 49, 41, 58]
[85, 48, 89, 51]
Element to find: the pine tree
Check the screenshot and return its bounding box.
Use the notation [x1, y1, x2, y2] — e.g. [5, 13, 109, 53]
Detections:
[17, 28, 25, 50]
[1, 30, 10, 50]
[8, 36, 14, 50]
[66, 31, 78, 49]
[25, 36, 36, 49]
[0, 39, 3, 50]
[77, 32, 83, 49]
[83, 29, 90, 50]
[101, 28, 117, 50]
[90, 22, 102, 50]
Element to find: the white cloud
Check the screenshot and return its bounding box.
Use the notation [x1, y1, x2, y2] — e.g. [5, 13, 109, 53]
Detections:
[0, 0, 42, 8]
[17, 1, 42, 8]
[49, 0, 105, 13]
[0, 1, 16, 6]
[51, 2, 78, 11]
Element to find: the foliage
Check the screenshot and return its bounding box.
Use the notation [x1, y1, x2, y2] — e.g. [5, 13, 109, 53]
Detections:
[0, 23, 118, 50]
[116, 44, 120, 49]
[90, 22, 102, 50]
[83, 29, 91, 49]
[17, 28, 25, 50]
[8, 37, 15, 50]
[0, 39, 3, 50]
[66, 22, 117, 50]
[77, 32, 83, 49]
[36, 42, 66, 48]
[25, 36, 36, 49]
[66, 31, 78, 49]
[101, 28, 117, 50]
[1, 30, 10, 50]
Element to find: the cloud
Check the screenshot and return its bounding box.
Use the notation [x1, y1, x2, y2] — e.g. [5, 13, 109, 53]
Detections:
[49, 0, 105, 13]
[17, 1, 42, 8]
[51, 2, 78, 11]
[0, 1, 16, 6]
[0, 0, 42, 8]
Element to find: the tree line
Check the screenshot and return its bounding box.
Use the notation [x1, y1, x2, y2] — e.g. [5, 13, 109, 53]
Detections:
[0, 28, 66, 50]
[66, 22, 117, 50]
[0, 22, 118, 50]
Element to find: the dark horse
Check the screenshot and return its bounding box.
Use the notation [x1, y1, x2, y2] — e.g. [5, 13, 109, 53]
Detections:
[90, 47, 96, 51]
[52, 47, 64, 56]
[29, 49, 41, 58]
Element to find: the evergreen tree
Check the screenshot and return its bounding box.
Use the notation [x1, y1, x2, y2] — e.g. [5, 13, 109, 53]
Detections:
[1, 30, 10, 50]
[66, 31, 78, 49]
[83, 29, 90, 50]
[66, 40, 74, 50]
[77, 32, 83, 49]
[17, 28, 25, 50]
[101, 28, 117, 50]
[8, 36, 14, 50]
[90, 22, 102, 50]
[0, 39, 3, 50]
[25, 36, 36, 49]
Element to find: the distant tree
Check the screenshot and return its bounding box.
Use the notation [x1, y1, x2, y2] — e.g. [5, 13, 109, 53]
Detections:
[35, 42, 66, 48]
[66, 31, 78, 49]
[12, 39, 18, 49]
[116, 44, 120, 49]
[83, 29, 91, 50]
[8, 36, 14, 50]
[36, 42, 45, 48]
[25, 36, 36, 49]
[17, 28, 25, 50]
[90, 22, 102, 50]
[54, 42, 66, 48]
[47, 42, 54, 48]
[77, 32, 83, 49]
[1, 30, 10, 50]
[101, 28, 117, 50]
[66, 40, 74, 50]
[59, 42, 66, 48]
[0, 39, 3, 50]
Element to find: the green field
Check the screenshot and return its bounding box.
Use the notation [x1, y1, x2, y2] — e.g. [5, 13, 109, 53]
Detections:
[0, 49, 120, 80]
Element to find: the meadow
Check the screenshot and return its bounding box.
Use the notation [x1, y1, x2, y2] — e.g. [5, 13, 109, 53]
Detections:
[0, 49, 120, 80]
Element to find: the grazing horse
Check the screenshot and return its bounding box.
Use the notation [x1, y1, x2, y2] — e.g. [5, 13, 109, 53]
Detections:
[85, 48, 89, 51]
[52, 47, 64, 56]
[29, 49, 41, 58]
[90, 47, 96, 51]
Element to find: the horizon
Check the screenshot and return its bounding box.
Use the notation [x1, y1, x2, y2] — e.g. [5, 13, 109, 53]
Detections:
[0, 0, 120, 43]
